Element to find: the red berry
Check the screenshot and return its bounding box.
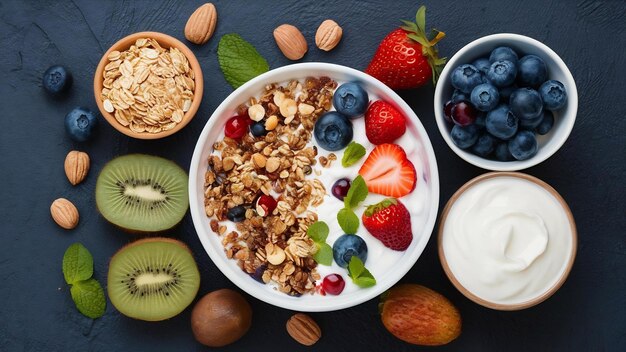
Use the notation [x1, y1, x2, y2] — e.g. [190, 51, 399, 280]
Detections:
[322, 274, 345, 295]
[224, 115, 250, 139]
[443, 100, 455, 123]
[451, 101, 477, 126]
[255, 195, 277, 217]
[331, 178, 351, 201]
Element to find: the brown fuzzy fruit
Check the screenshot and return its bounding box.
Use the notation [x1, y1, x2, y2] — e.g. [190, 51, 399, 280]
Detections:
[380, 284, 461, 346]
[191, 289, 252, 347]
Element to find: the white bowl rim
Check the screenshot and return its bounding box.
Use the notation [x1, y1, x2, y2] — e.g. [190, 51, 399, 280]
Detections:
[189, 62, 440, 311]
[434, 33, 578, 171]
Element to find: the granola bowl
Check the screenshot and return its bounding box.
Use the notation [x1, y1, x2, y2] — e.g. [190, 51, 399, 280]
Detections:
[93, 31, 203, 139]
[189, 63, 439, 312]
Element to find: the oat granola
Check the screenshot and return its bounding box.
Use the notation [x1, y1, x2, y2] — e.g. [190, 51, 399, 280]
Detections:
[203, 77, 337, 296]
[100, 38, 195, 134]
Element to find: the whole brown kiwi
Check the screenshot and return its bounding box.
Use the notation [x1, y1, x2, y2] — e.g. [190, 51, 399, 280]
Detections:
[191, 289, 252, 347]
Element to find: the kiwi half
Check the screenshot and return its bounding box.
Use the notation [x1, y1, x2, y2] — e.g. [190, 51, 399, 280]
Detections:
[107, 237, 200, 321]
[96, 154, 189, 233]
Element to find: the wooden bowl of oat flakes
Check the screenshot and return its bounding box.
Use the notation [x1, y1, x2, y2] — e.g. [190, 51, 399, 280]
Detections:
[93, 31, 203, 139]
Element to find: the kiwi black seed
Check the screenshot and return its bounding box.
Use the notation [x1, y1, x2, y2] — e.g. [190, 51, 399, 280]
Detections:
[107, 237, 200, 321]
[95, 154, 189, 233]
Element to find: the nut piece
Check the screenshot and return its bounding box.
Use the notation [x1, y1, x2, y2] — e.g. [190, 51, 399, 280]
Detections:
[266, 243, 286, 265]
[315, 20, 342, 51]
[286, 313, 321, 346]
[64, 151, 90, 186]
[265, 115, 279, 131]
[273, 24, 308, 60]
[279, 98, 297, 118]
[50, 198, 79, 230]
[248, 104, 265, 121]
[265, 157, 281, 173]
[184, 3, 218, 45]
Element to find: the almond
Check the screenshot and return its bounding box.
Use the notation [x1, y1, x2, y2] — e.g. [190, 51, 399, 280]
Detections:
[50, 198, 79, 230]
[184, 3, 217, 45]
[64, 150, 90, 186]
[273, 24, 307, 60]
[315, 20, 342, 51]
[286, 313, 321, 346]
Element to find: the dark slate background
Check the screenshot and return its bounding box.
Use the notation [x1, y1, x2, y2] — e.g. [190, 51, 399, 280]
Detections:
[1, 0, 624, 350]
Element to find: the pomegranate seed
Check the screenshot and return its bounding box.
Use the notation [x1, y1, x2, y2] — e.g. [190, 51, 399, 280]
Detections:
[224, 115, 250, 139]
[322, 274, 345, 295]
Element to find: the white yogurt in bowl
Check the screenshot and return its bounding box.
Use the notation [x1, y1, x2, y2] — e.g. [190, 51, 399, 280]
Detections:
[189, 63, 439, 312]
[439, 172, 577, 310]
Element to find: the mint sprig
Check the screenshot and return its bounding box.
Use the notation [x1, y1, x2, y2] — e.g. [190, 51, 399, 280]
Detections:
[218, 33, 270, 89]
[347, 256, 376, 288]
[337, 176, 368, 234]
[62, 243, 105, 319]
[342, 142, 366, 167]
[307, 221, 332, 266]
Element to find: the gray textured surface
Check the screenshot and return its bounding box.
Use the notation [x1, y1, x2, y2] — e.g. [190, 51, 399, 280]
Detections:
[0, 0, 625, 350]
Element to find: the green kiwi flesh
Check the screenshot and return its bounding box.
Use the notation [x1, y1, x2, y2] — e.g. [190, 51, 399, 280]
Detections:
[96, 154, 189, 233]
[107, 237, 200, 321]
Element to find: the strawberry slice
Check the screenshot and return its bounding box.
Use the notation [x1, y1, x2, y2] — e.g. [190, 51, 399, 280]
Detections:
[358, 144, 417, 198]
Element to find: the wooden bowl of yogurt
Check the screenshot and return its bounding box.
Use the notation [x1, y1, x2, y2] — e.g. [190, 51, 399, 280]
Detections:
[438, 172, 577, 310]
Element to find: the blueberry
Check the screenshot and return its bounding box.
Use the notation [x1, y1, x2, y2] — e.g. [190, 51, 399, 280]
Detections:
[508, 131, 538, 160]
[450, 64, 483, 94]
[451, 89, 469, 103]
[42, 65, 72, 95]
[314, 111, 353, 151]
[499, 84, 517, 103]
[333, 234, 368, 268]
[250, 264, 267, 283]
[517, 55, 548, 87]
[472, 133, 496, 157]
[486, 104, 518, 140]
[475, 112, 486, 128]
[65, 107, 98, 142]
[450, 124, 479, 149]
[519, 112, 543, 130]
[536, 110, 555, 135]
[495, 142, 515, 161]
[472, 57, 491, 74]
[470, 83, 500, 112]
[487, 60, 517, 87]
[539, 80, 567, 110]
[489, 46, 519, 65]
[250, 121, 268, 137]
[226, 205, 246, 222]
[510, 88, 543, 120]
[333, 82, 368, 118]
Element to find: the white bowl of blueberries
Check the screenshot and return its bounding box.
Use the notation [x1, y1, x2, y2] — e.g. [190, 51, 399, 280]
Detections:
[434, 33, 578, 171]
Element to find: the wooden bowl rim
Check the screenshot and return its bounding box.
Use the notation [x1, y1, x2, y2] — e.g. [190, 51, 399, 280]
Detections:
[437, 171, 577, 310]
[93, 31, 203, 139]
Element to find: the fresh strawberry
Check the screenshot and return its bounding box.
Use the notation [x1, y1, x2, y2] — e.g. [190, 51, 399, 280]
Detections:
[362, 198, 413, 251]
[365, 6, 446, 90]
[358, 144, 416, 198]
[365, 101, 407, 144]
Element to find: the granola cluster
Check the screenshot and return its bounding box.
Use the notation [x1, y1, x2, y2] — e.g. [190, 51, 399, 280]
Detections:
[204, 77, 338, 296]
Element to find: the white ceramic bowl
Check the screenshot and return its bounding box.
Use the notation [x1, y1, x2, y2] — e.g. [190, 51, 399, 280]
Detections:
[434, 33, 578, 171]
[189, 63, 439, 312]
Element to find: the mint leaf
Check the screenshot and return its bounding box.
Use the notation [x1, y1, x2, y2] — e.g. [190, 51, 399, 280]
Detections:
[337, 208, 359, 234]
[70, 278, 106, 319]
[62, 243, 93, 285]
[344, 175, 368, 209]
[354, 276, 377, 288]
[347, 256, 365, 279]
[307, 221, 329, 243]
[342, 142, 366, 167]
[218, 33, 269, 89]
[314, 243, 333, 266]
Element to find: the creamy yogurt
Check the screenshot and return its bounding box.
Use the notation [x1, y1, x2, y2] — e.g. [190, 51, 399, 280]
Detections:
[442, 175, 574, 305]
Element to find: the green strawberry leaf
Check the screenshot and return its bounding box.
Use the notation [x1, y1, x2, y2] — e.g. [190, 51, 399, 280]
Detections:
[344, 175, 368, 210]
[218, 33, 269, 89]
[70, 278, 106, 319]
[415, 6, 427, 35]
[307, 221, 329, 243]
[342, 142, 366, 167]
[337, 208, 359, 234]
[62, 243, 93, 285]
[314, 243, 333, 266]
